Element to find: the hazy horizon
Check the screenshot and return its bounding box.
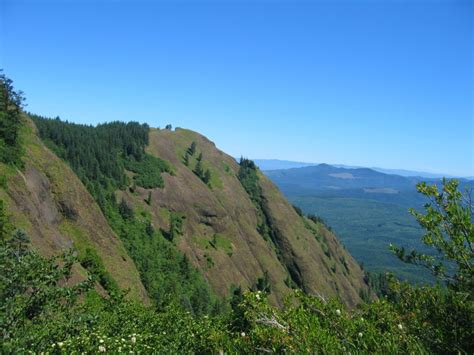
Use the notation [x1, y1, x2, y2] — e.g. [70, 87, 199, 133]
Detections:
[249, 158, 473, 178]
[1, 0, 472, 176]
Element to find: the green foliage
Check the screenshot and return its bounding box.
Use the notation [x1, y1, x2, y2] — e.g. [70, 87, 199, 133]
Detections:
[187, 141, 196, 156]
[125, 154, 172, 189]
[104, 203, 216, 315]
[238, 158, 270, 239]
[79, 247, 119, 294]
[252, 271, 271, 294]
[203, 169, 212, 185]
[238, 158, 262, 206]
[387, 179, 474, 353]
[31, 116, 172, 208]
[183, 152, 189, 166]
[193, 160, 203, 179]
[0, 220, 93, 352]
[391, 179, 473, 292]
[0, 71, 24, 167]
[118, 198, 134, 220]
[386, 280, 473, 354]
[168, 212, 184, 241]
[145, 220, 154, 237]
[364, 271, 391, 298]
[0, 174, 6, 189]
[0, 199, 12, 240]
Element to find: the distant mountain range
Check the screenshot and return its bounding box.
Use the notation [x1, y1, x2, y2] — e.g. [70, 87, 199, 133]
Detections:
[252, 159, 473, 180]
[263, 163, 474, 283]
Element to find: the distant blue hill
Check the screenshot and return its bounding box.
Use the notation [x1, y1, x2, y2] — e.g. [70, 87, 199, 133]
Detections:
[252, 159, 471, 180]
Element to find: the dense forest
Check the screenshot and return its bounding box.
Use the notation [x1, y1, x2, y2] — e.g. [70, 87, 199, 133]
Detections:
[1, 74, 473, 353]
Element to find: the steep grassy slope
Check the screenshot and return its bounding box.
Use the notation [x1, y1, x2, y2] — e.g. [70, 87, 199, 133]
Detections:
[0, 118, 148, 302]
[20, 114, 370, 307]
[119, 127, 371, 306]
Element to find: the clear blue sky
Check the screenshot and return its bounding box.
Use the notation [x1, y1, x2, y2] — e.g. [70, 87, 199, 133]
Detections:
[1, 0, 472, 176]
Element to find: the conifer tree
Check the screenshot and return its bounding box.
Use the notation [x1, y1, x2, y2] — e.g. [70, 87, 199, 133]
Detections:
[145, 191, 152, 205]
[188, 141, 197, 156]
[118, 198, 134, 220]
[193, 160, 203, 178]
[203, 169, 211, 185]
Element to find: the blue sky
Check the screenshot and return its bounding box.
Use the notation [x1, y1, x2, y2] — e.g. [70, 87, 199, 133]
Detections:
[1, 0, 472, 176]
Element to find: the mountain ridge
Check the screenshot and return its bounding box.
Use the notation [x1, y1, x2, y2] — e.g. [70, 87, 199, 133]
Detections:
[0, 115, 372, 310]
[252, 159, 472, 179]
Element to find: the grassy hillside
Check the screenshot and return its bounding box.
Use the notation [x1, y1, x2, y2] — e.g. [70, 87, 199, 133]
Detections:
[138, 127, 370, 306]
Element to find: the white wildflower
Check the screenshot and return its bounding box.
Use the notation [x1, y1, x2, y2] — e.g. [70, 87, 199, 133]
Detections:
[58, 342, 64, 348]
[98, 345, 106, 353]
[358, 332, 363, 338]
[131, 336, 136, 344]
[256, 293, 260, 300]
[99, 339, 104, 343]
[398, 323, 403, 330]
[335, 309, 341, 316]
[241, 332, 246, 337]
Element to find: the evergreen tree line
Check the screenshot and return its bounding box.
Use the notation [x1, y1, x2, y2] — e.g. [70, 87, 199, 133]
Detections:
[0, 71, 24, 167]
[31, 115, 173, 200]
